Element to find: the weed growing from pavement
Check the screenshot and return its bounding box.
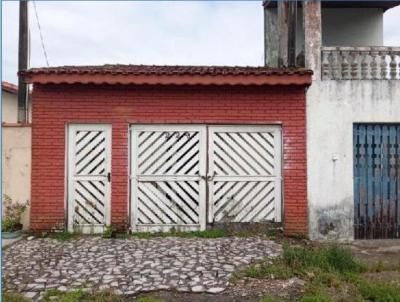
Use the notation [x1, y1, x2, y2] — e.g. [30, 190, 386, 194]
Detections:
[130, 229, 228, 239]
[2, 291, 30, 302]
[135, 296, 165, 302]
[28, 225, 284, 241]
[43, 289, 125, 302]
[41, 289, 165, 302]
[47, 231, 80, 241]
[246, 244, 366, 279]
[357, 280, 400, 302]
[102, 225, 117, 239]
[246, 244, 400, 302]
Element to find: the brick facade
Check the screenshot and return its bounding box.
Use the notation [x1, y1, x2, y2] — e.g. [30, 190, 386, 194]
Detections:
[31, 84, 307, 236]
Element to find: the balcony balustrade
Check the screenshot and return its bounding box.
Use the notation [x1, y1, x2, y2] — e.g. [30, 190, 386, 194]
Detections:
[321, 46, 400, 80]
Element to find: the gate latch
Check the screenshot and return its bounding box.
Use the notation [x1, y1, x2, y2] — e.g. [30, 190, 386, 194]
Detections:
[107, 172, 111, 182]
[207, 171, 216, 181]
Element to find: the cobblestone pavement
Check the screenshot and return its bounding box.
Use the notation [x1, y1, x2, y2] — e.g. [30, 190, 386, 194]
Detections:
[3, 236, 281, 301]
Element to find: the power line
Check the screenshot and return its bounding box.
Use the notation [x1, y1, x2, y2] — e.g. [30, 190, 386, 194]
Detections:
[32, 0, 50, 67]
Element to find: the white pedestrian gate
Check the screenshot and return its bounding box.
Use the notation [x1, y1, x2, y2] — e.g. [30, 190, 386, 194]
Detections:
[130, 125, 282, 231]
[67, 124, 111, 233]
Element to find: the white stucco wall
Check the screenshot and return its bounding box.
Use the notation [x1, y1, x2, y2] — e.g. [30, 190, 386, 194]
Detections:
[2, 91, 19, 123]
[2, 126, 32, 229]
[322, 8, 383, 46]
[1, 90, 32, 123]
[307, 80, 400, 241]
[2, 90, 32, 229]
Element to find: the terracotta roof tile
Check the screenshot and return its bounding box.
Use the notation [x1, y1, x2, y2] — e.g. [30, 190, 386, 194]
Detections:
[21, 64, 312, 86]
[2, 81, 18, 94]
[22, 64, 312, 76]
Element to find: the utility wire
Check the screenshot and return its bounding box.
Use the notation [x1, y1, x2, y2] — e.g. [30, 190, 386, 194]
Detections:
[32, 0, 50, 67]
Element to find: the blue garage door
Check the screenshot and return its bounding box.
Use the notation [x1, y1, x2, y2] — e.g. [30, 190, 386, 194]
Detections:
[354, 124, 400, 239]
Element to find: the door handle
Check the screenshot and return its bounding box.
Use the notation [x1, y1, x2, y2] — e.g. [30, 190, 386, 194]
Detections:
[107, 172, 111, 182]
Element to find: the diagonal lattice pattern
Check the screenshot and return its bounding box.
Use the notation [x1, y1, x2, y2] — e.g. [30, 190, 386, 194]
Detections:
[75, 130, 106, 176]
[137, 131, 200, 176]
[134, 129, 203, 229]
[213, 181, 275, 222]
[210, 129, 280, 223]
[72, 130, 107, 226]
[137, 181, 200, 225]
[212, 132, 275, 176]
[74, 180, 105, 225]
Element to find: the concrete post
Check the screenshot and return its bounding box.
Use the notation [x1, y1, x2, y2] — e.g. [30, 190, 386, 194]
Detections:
[303, 0, 322, 80]
[278, 1, 289, 67]
[287, 0, 297, 67]
[264, 6, 279, 67]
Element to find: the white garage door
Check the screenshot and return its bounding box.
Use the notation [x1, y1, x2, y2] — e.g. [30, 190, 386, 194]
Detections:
[130, 125, 207, 232]
[208, 126, 282, 223]
[130, 125, 282, 232]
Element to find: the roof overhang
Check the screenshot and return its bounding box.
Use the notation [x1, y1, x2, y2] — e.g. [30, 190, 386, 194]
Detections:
[23, 73, 312, 86]
[2, 81, 18, 94]
[21, 65, 313, 87]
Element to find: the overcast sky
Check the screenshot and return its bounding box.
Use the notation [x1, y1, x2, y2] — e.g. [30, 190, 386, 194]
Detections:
[2, 1, 400, 84]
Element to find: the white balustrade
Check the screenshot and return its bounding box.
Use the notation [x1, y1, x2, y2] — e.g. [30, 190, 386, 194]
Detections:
[321, 47, 400, 80]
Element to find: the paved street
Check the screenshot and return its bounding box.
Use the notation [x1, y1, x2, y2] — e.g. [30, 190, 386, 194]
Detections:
[2, 236, 281, 301]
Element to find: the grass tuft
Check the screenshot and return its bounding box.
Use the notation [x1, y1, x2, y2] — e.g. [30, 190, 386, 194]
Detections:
[102, 225, 117, 239]
[130, 229, 228, 239]
[43, 289, 124, 302]
[299, 289, 334, 302]
[2, 292, 30, 302]
[136, 296, 165, 302]
[259, 297, 278, 302]
[357, 280, 400, 302]
[47, 231, 79, 241]
[282, 244, 365, 275]
[246, 244, 365, 280]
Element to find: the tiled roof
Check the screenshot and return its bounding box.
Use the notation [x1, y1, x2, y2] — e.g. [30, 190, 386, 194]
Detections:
[2, 81, 18, 94]
[22, 64, 312, 76]
[21, 64, 312, 86]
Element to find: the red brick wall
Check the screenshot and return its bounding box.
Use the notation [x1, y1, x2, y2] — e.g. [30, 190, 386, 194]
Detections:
[31, 84, 307, 236]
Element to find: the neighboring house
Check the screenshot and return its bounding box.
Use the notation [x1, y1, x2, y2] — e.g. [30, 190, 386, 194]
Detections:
[22, 66, 312, 235]
[1, 81, 32, 229]
[264, 0, 400, 240]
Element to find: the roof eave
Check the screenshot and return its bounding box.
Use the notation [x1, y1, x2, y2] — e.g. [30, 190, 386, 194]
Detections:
[2, 82, 18, 94]
[24, 73, 312, 86]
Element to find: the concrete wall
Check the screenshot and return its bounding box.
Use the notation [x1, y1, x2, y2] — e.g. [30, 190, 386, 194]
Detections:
[2, 91, 19, 123]
[307, 80, 400, 241]
[322, 8, 384, 46]
[2, 126, 32, 229]
[2, 90, 32, 229]
[265, 8, 305, 62]
[1, 90, 32, 123]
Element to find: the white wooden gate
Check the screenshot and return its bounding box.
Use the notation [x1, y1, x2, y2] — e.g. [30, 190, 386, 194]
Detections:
[67, 124, 111, 233]
[130, 125, 282, 231]
[130, 125, 207, 232]
[208, 126, 282, 223]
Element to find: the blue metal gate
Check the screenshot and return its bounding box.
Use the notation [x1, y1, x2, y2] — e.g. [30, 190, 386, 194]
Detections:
[354, 124, 400, 239]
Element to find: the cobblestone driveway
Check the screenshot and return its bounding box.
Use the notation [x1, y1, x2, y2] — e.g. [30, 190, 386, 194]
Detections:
[3, 237, 281, 301]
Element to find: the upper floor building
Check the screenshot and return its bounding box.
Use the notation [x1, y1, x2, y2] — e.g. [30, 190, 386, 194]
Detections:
[263, 0, 400, 80]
